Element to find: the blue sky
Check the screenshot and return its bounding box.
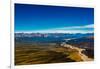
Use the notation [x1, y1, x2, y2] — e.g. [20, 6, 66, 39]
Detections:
[15, 4, 94, 33]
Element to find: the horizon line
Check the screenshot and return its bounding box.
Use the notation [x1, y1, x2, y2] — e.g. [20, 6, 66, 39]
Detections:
[15, 31, 94, 34]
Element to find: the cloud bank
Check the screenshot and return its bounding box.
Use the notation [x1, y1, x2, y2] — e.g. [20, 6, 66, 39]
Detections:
[16, 24, 94, 34]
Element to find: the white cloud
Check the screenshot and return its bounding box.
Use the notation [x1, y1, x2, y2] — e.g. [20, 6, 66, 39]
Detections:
[32, 30, 93, 34]
[84, 24, 94, 28]
[30, 24, 94, 33]
[16, 24, 94, 34]
[54, 24, 94, 30]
